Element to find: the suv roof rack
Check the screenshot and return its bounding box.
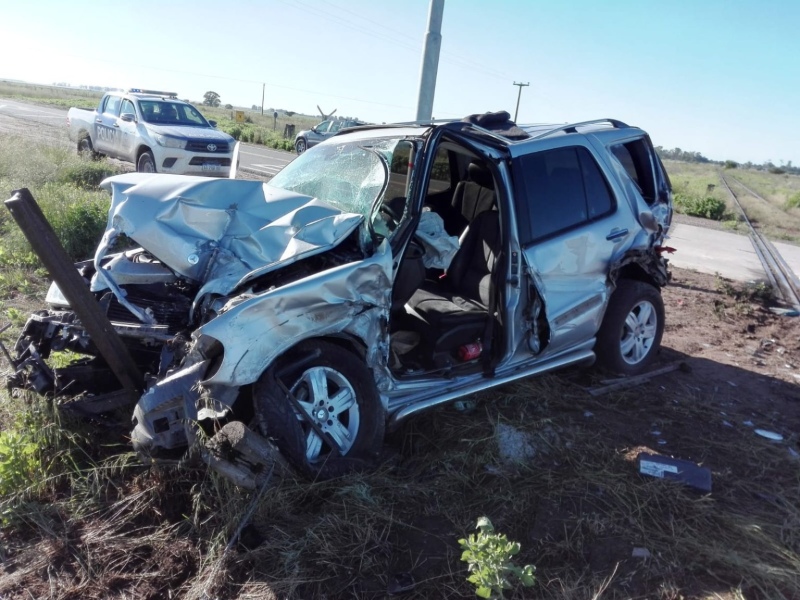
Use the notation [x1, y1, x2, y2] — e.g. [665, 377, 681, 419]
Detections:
[528, 118, 630, 140]
[127, 88, 178, 98]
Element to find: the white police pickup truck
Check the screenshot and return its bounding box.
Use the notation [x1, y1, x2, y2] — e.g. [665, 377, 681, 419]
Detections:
[67, 89, 236, 177]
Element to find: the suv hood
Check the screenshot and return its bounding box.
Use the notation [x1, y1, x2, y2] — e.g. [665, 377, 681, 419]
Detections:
[145, 124, 234, 142]
[97, 174, 364, 298]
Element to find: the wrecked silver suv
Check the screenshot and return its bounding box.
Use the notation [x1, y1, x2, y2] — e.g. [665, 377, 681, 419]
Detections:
[6, 112, 672, 485]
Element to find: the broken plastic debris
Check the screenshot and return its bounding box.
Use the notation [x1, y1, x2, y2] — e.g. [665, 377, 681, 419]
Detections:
[722, 420, 733, 428]
[742, 420, 754, 427]
[754, 429, 783, 441]
[631, 547, 651, 559]
[637, 453, 712, 492]
[769, 307, 800, 317]
[657, 439, 668, 445]
[583, 410, 594, 418]
[788, 447, 800, 460]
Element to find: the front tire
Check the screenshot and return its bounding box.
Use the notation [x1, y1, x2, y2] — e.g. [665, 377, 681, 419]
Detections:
[137, 150, 156, 173]
[295, 138, 307, 154]
[253, 340, 385, 479]
[595, 280, 664, 375]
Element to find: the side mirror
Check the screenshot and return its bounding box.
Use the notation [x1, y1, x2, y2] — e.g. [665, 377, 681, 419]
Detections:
[209, 120, 217, 128]
[120, 113, 136, 123]
[310, 126, 317, 133]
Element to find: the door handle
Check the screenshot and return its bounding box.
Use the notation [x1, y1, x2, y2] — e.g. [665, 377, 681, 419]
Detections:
[606, 228, 629, 241]
[113, 123, 119, 127]
[95, 118, 102, 123]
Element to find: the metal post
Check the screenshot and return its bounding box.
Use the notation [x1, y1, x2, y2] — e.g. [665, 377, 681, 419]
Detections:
[261, 83, 265, 116]
[513, 81, 529, 122]
[415, 0, 445, 122]
[5, 189, 143, 399]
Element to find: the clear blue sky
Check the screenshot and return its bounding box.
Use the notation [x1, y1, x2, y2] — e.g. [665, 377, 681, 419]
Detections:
[1, 0, 797, 165]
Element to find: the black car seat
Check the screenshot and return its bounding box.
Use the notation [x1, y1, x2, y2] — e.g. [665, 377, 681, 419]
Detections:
[448, 162, 496, 234]
[406, 209, 501, 360]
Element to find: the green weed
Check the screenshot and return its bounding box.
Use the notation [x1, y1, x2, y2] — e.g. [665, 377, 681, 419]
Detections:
[459, 517, 536, 599]
[0, 427, 40, 496]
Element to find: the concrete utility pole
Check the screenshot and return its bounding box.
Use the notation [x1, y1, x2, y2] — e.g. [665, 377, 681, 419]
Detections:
[415, 0, 445, 122]
[513, 81, 529, 122]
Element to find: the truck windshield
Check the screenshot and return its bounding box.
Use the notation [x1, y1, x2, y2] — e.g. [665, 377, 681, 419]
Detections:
[139, 100, 210, 126]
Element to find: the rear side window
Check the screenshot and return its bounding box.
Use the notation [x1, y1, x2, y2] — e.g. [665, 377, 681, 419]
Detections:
[120, 99, 135, 117]
[515, 146, 615, 244]
[103, 95, 121, 116]
[611, 140, 656, 204]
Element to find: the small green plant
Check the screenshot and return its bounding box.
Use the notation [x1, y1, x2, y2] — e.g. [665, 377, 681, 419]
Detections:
[459, 517, 535, 599]
[0, 427, 41, 496]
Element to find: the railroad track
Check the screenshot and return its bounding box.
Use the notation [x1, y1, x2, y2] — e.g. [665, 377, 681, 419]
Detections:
[719, 171, 800, 310]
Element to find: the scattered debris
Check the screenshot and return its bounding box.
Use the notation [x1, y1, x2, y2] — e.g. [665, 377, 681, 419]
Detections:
[769, 307, 800, 317]
[754, 429, 784, 442]
[583, 410, 594, 418]
[722, 420, 733, 428]
[743, 420, 754, 427]
[637, 452, 712, 492]
[788, 447, 800, 460]
[588, 362, 690, 396]
[631, 547, 651, 559]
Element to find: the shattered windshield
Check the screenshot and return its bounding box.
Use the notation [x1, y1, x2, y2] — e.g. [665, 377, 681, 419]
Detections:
[268, 138, 410, 217]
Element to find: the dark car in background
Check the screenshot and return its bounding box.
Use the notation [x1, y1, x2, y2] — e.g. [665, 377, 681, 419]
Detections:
[294, 118, 365, 154]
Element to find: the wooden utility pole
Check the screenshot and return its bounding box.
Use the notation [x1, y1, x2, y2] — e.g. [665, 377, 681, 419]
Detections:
[513, 81, 529, 122]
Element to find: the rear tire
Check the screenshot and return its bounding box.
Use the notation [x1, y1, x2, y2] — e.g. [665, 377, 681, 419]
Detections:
[595, 280, 664, 375]
[253, 340, 385, 480]
[77, 137, 100, 160]
[137, 151, 156, 173]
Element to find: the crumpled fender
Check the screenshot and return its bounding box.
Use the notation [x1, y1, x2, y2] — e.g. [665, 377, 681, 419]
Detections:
[196, 241, 394, 391]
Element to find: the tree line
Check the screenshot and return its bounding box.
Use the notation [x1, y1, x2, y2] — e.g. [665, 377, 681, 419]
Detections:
[656, 146, 799, 175]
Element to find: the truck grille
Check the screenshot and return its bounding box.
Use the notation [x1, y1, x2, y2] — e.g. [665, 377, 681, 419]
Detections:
[186, 141, 229, 153]
[189, 157, 232, 166]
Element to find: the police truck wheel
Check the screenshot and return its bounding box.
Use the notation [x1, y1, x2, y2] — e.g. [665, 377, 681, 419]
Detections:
[137, 151, 156, 173]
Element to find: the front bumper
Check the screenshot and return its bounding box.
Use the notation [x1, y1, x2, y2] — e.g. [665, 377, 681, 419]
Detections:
[152, 150, 233, 177]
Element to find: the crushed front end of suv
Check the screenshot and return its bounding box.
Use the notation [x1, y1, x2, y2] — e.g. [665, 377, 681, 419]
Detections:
[6, 112, 673, 486]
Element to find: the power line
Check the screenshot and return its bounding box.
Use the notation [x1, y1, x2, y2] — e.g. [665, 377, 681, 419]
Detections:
[513, 81, 529, 122]
[284, 0, 514, 82]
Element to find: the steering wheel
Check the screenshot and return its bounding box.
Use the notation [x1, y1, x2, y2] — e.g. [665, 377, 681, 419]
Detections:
[378, 197, 404, 231]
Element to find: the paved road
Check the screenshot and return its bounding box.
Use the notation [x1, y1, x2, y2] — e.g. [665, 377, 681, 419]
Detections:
[0, 98, 293, 177]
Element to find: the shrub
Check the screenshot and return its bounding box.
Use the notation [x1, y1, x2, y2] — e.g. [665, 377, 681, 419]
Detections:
[674, 193, 726, 220]
[786, 191, 800, 209]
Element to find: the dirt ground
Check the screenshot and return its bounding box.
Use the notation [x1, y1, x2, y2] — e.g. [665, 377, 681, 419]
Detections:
[1, 266, 798, 600]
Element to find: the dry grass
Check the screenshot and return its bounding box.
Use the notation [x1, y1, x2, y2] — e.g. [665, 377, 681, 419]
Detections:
[1, 357, 799, 599]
